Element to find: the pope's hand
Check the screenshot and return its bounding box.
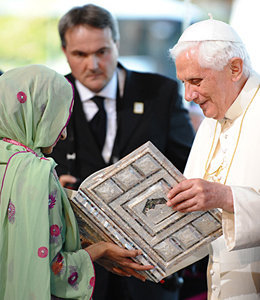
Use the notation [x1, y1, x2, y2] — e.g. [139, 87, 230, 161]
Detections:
[166, 178, 234, 213]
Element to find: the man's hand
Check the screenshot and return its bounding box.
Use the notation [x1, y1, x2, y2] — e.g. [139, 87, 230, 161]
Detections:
[59, 174, 77, 187]
[166, 178, 234, 213]
[85, 241, 154, 281]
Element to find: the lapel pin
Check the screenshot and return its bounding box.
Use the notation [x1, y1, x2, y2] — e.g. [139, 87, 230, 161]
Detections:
[133, 102, 144, 114]
[66, 153, 76, 160]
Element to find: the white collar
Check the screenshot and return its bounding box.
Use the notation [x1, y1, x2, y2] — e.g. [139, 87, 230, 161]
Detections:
[224, 72, 260, 121]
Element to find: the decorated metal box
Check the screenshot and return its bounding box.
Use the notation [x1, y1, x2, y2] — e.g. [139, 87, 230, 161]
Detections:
[68, 141, 222, 282]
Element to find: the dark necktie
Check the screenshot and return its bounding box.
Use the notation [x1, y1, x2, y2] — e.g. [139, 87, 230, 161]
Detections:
[89, 96, 107, 150]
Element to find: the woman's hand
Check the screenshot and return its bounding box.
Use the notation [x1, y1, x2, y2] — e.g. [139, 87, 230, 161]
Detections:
[85, 241, 154, 281]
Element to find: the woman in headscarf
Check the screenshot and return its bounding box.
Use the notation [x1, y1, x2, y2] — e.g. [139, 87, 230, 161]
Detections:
[0, 65, 152, 300]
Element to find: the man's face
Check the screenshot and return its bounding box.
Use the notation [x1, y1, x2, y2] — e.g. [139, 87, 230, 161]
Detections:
[63, 25, 119, 93]
[176, 47, 234, 120]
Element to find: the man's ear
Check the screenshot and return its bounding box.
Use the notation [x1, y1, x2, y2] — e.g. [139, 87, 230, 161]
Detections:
[229, 57, 244, 81]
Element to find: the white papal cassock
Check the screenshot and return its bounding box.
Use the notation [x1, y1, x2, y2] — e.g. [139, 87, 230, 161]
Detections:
[183, 73, 260, 299]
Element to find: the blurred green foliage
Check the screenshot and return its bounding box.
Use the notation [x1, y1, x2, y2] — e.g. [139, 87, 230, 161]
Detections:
[0, 16, 62, 71]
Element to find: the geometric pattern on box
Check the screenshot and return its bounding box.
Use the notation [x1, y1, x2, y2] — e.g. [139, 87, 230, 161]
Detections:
[69, 141, 222, 282]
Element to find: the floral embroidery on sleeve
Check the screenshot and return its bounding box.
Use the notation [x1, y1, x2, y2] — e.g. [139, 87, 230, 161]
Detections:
[50, 224, 61, 244]
[8, 200, 15, 223]
[52, 253, 64, 275]
[68, 266, 79, 290]
[50, 224, 60, 236]
[49, 191, 57, 210]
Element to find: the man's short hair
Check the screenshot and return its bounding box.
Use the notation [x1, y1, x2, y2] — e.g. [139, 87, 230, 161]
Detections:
[59, 4, 120, 48]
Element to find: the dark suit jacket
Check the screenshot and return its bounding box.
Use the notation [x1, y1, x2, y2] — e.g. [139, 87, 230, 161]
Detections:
[51, 64, 195, 187]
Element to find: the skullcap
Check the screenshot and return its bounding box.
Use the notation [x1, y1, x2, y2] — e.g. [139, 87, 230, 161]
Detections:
[178, 17, 243, 43]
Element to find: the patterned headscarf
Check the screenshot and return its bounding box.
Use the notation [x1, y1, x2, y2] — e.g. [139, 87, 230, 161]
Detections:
[0, 64, 73, 151]
[0, 65, 78, 299]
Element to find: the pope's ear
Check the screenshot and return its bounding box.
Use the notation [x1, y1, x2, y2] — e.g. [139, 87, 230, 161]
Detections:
[229, 57, 243, 81]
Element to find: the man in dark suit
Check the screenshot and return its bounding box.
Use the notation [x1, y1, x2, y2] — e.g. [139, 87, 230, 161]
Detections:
[51, 4, 195, 300]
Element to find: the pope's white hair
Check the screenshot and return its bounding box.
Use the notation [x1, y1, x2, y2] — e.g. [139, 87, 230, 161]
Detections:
[170, 40, 252, 77]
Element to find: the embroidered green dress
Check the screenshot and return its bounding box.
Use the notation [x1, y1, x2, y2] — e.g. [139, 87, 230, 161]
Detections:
[0, 65, 95, 299]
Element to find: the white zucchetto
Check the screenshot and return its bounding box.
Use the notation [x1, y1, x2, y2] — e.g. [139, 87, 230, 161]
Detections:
[178, 18, 243, 43]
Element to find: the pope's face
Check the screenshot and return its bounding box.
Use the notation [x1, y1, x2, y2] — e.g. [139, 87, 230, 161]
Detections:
[176, 47, 234, 120]
[62, 25, 119, 93]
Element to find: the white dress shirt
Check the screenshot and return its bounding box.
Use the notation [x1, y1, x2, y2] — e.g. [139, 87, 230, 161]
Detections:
[75, 72, 118, 163]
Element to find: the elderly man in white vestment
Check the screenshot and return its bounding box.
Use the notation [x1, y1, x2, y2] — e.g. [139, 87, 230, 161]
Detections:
[167, 18, 260, 299]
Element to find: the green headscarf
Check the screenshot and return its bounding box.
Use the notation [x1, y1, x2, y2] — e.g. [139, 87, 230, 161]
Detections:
[0, 65, 94, 299]
[0, 64, 73, 151]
